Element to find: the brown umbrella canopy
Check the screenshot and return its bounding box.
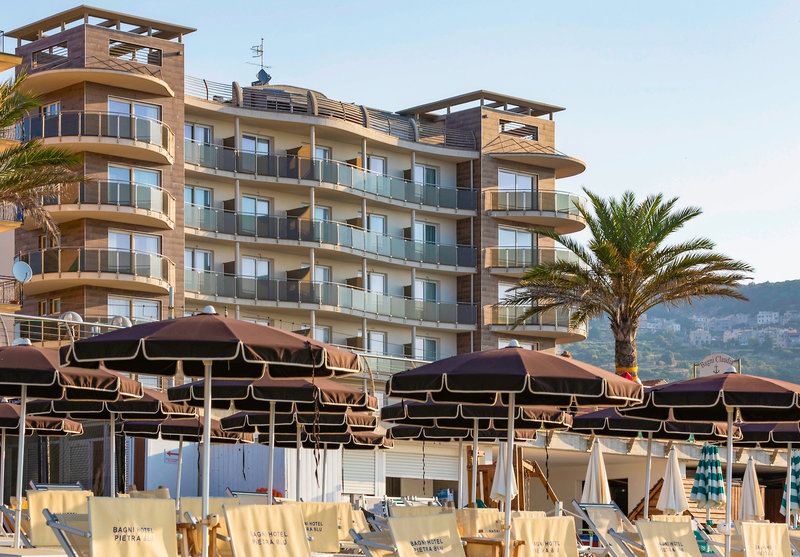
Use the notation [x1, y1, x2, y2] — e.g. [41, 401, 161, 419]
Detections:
[619, 373, 800, 422]
[381, 399, 572, 431]
[387, 425, 538, 442]
[260, 429, 392, 450]
[63, 311, 362, 379]
[571, 407, 740, 442]
[118, 417, 254, 444]
[168, 376, 378, 413]
[386, 346, 643, 406]
[221, 409, 377, 433]
[27, 388, 195, 420]
[0, 404, 83, 436]
[736, 423, 800, 447]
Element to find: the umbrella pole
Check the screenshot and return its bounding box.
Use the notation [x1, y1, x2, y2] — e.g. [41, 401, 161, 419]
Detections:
[176, 437, 183, 512]
[295, 424, 301, 501]
[787, 443, 793, 525]
[503, 393, 515, 557]
[109, 412, 116, 497]
[644, 432, 652, 520]
[1, 429, 6, 505]
[457, 439, 464, 508]
[725, 409, 733, 557]
[201, 362, 212, 557]
[472, 419, 478, 506]
[322, 448, 328, 502]
[267, 401, 275, 505]
[13, 386, 26, 549]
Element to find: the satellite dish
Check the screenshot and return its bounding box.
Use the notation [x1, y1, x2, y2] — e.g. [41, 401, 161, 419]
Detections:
[256, 68, 271, 85]
[60, 311, 83, 323]
[11, 260, 32, 283]
[110, 315, 132, 328]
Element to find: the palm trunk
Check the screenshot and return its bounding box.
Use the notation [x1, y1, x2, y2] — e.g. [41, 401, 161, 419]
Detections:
[611, 320, 639, 380]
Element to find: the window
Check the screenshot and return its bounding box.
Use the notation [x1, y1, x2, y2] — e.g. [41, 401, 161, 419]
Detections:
[367, 156, 386, 175]
[242, 317, 272, 326]
[108, 40, 162, 66]
[315, 265, 331, 283]
[38, 234, 60, 249]
[185, 249, 212, 271]
[109, 164, 161, 209]
[302, 324, 331, 344]
[498, 339, 538, 350]
[367, 272, 387, 295]
[413, 164, 438, 186]
[413, 279, 439, 303]
[40, 101, 60, 117]
[314, 146, 331, 160]
[498, 282, 517, 303]
[38, 300, 47, 316]
[38, 298, 61, 316]
[368, 331, 387, 355]
[109, 231, 161, 254]
[185, 186, 211, 207]
[31, 42, 68, 69]
[414, 221, 438, 244]
[499, 120, 538, 141]
[498, 226, 533, 248]
[241, 257, 270, 279]
[185, 123, 212, 144]
[108, 97, 161, 121]
[242, 134, 270, 154]
[241, 196, 270, 216]
[367, 214, 387, 235]
[415, 336, 439, 361]
[498, 170, 536, 193]
[108, 296, 160, 323]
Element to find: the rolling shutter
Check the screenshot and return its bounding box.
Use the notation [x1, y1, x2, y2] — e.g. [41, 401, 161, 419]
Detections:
[342, 450, 375, 495]
[386, 452, 458, 481]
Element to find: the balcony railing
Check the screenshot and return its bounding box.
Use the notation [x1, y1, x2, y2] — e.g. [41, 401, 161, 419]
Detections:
[185, 204, 476, 268]
[184, 140, 476, 211]
[185, 271, 477, 326]
[18, 111, 175, 157]
[490, 305, 587, 334]
[19, 247, 175, 285]
[0, 203, 22, 223]
[486, 247, 579, 268]
[46, 182, 175, 222]
[2, 312, 124, 348]
[486, 190, 583, 215]
[0, 277, 21, 307]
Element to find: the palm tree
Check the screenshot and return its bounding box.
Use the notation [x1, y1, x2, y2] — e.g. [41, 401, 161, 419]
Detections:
[0, 72, 82, 237]
[504, 189, 753, 379]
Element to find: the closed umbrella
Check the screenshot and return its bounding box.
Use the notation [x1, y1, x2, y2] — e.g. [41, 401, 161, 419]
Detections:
[690, 443, 726, 524]
[739, 457, 764, 521]
[581, 440, 611, 504]
[490, 442, 518, 507]
[781, 450, 800, 523]
[656, 447, 689, 515]
[65, 306, 362, 557]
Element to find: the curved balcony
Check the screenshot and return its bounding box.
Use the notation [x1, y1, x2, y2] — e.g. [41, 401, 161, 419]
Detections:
[18, 248, 174, 295]
[487, 306, 587, 342]
[184, 140, 476, 214]
[0, 277, 22, 312]
[41, 182, 175, 229]
[486, 247, 579, 277]
[0, 203, 22, 233]
[18, 111, 175, 164]
[485, 190, 586, 233]
[184, 271, 477, 329]
[185, 204, 476, 271]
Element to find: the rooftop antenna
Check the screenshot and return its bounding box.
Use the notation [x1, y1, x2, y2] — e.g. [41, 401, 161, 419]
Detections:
[249, 38, 272, 85]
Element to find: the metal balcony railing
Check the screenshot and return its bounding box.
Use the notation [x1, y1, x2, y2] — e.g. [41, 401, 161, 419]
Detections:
[490, 305, 587, 335]
[184, 140, 477, 211]
[19, 247, 175, 285]
[46, 182, 175, 222]
[485, 247, 579, 268]
[17, 111, 175, 157]
[185, 204, 476, 268]
[0, 203, 22, 223]
[485, 189, 584, 215]
[184, 271, 477, 326]
[0, 278, 21, 307]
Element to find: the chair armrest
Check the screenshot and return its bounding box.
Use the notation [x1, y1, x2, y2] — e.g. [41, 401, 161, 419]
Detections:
[45, 519, 91, 539]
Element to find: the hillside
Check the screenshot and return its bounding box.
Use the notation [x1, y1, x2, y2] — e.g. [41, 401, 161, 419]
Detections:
[564, 280, 800, 383]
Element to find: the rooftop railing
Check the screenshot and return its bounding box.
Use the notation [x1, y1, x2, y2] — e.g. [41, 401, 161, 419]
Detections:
[184, 140, 477, 211]
[185, 204, 476, 268]
[184, 271, 477, 326]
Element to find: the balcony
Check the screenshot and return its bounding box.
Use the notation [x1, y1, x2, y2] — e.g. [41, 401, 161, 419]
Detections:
[0, 203, 22, 233]
[485, 247, 579, 277]
[18, 248, 174, 295]
[485, 190, 586, 233]
[184, 271, 477, 329]
[18, 111, 175, 164]
[185, 204, 476, 271]
[40, 182, 175, 229]
[484, 136, 586, 179]
[184, 140, 477, 213]
[0, 277, 22, 312]
[487, 306, 587, 342]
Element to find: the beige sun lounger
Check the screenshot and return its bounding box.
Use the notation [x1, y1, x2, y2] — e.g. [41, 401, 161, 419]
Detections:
[45, 497, 178, 557]
[351, 510, 370, 535]
[180, 497, 241, 557]
[128, 487, 170, 499]
[27, 490, 91, 549]
[388, 505, 449, 518]
[224, 503, 311, 557]
[649, 515, 692, 523]
[455, 509, 503, 538]
[572, 500, 638, 557]
[635, 521, 702, 557]
[512, 516, 579, 557]
[739, 522, 792, 557]
[388, 514, 466, 557]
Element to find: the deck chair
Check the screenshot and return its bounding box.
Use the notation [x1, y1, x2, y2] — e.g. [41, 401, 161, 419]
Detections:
[289, 502, 341, 554]
[129, 487, 170, 499]
[352, 509, 370, 534]
[27, 489, 91, 549]
[609, 520, 702, 557]
[512, 516, 579, 557]
[649, 515, 692, 523]
[30, 481, 85, 491]
[739, 522, 793, 557]
[45, 497, 179, 557]
[388, 505, 448, 518]
[181, 497, 240, 557]
[456, 509, 503, 537]
[572, 500, 637, 557]
[373, 513, 466, 557]
[224, 503, 311, 557]
[227, 489, 273, 506]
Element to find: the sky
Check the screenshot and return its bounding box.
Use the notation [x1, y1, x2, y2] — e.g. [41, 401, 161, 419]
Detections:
[3, 1, 799, 283]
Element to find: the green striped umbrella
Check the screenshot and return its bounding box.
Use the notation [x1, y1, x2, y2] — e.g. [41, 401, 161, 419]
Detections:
[690, 443, 726, 516]
[780, 449, 800, 519]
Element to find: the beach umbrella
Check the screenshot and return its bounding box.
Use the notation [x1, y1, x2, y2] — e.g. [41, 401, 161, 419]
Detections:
[690, 443, 726, 524]
[572, 407, 736, 519]
[619, 370, 800, 557]
[0, 341, 142, 547]
[490, 442, 517, 507]
[64, 307, 362, 557]
[739, 457, 764, 521]
[387, 343, 642, 557]
[656, 447, 689, 515]
[581, 440, 611, 504]
[781, 450, 800, 523]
